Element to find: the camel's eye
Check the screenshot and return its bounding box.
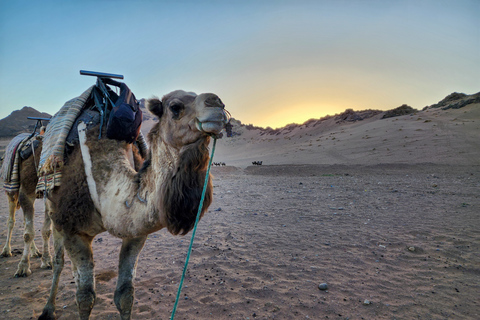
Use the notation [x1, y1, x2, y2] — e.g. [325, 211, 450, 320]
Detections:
[169, 102, 184, 119]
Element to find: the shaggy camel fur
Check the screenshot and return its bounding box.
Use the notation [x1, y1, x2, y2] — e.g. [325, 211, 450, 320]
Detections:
[39, 90, 228, 320]
[1, 143, 53, 276]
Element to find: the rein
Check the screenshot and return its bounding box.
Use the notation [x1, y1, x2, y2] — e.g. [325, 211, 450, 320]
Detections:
[170, 137, 217, 320]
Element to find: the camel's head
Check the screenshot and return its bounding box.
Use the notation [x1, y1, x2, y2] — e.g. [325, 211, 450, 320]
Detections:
[147, 90, 228, 148]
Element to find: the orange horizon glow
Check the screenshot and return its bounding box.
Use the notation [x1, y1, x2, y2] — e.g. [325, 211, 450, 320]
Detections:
[249, 103, 353, 129]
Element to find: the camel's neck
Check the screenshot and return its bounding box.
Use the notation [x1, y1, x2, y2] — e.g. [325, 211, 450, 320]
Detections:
[156, 137, 213, 236]
[91, 135, 212, 239]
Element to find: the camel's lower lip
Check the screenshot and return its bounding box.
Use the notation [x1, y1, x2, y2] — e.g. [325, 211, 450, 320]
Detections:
[195, 119, 225, 135]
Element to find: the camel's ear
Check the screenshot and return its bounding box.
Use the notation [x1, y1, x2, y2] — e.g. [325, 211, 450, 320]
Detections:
[147, 97, 163, 118]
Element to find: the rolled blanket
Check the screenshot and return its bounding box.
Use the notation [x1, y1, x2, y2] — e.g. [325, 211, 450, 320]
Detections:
[36, 86, 94, 195]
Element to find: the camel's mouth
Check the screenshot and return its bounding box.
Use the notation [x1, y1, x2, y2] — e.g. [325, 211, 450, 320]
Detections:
[195, 109, 229, 137]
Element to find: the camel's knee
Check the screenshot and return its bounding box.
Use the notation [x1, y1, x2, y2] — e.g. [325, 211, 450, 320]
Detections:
[7, 192, 19, 205]
[42, 228, 52, 240]
[23, 232, 33, 243]
[52, 253, 64, 270]
[114, 283, 135, 317]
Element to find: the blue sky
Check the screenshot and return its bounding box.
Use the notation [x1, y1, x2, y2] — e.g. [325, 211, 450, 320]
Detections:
[1, 0, 479, 128]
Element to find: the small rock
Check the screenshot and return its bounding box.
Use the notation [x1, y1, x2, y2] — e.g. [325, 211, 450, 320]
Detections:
[214, 207, 222, 212]
[318, 283, 328, 290]
[408, 246, 415, 252]
[363, 299, 371, 305]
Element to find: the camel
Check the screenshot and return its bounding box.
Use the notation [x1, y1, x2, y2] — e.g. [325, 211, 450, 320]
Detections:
[1, 136, 53, 277]
[39, 90, 228, 320]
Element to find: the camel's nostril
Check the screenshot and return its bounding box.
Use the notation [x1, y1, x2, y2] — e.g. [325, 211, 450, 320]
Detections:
[204, 95, 225, 109]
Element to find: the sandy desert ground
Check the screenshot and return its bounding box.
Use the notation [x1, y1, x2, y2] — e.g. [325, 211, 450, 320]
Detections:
[0, 103, 479, 319]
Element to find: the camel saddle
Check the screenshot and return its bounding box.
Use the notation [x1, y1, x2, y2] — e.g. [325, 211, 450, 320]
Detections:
[36, 83, 148, 196]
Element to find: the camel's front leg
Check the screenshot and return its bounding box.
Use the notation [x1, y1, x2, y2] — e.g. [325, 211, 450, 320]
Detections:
[64, 233, 96, 320]
[15, 191, 37, 277]
[39, 227, 65, 320]
[114, 236, 147, 320]
[1, 191, 18, 257]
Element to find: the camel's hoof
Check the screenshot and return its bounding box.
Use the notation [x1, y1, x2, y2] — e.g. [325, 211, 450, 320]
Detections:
[1, 248, 12, 257]
[38, 308, 56, 320]
[14, 267, 32, 277]
[31, 251, 42, 258]
[41, 259, 53, 270]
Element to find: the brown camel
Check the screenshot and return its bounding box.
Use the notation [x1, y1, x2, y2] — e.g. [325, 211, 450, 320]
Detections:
[39, 90, 228, 320]
[1, 138, 53, 277]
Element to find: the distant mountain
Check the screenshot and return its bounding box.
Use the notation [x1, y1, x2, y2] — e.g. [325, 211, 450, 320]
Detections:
[0, 107, 51, 138]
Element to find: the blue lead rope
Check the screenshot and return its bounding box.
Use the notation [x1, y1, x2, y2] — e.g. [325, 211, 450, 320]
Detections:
[170, 138, 217, 320]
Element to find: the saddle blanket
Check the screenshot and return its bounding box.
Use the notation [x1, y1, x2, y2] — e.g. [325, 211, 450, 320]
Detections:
[1, 133, 34, 192]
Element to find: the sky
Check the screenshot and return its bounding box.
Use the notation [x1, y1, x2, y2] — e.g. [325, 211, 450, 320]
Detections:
[1, 0, 479, 129]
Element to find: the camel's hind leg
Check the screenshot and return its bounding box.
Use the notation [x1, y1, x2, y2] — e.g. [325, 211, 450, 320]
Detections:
[40, 203, 53, 269]
[1, 191, 19, 257]
[114, 236, 147, 320]
[14, 189, 39, 277]
[39, 226, 65, 320]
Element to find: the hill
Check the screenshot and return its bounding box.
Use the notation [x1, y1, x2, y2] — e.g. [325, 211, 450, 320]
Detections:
[0, 107, 51, 138]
